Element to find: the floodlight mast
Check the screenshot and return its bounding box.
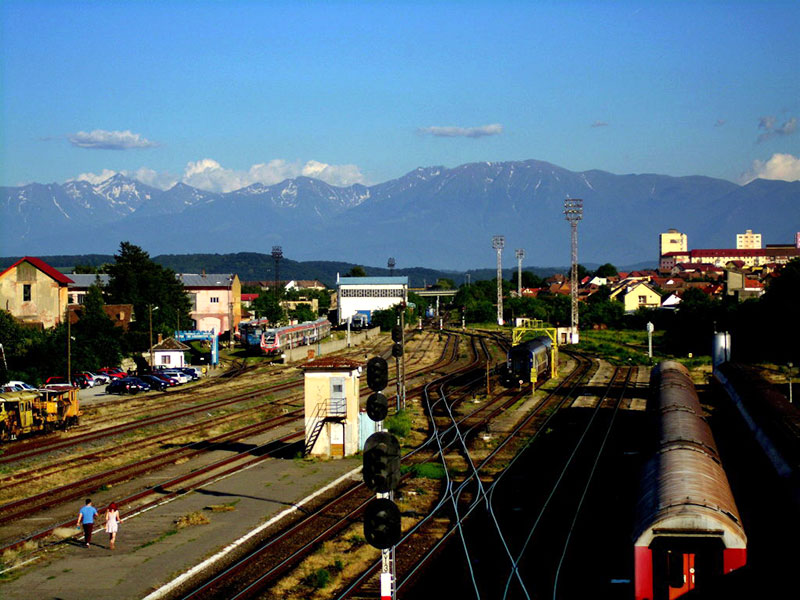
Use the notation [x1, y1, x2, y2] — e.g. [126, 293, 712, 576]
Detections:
[564, 199, 583, 343]
[515, 248, 525, 296]
[388, 257, 395, 274]
[492, 235, 505, 326]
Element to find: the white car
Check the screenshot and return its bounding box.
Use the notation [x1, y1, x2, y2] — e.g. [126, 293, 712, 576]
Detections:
[2, 380, 37, 391]
[86, 372, 110, 385]
[159, 370, 191, 384]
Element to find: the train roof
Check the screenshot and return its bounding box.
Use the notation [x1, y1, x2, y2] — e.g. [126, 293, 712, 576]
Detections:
[633, 447, 746, 550]
[635, 360, 746, 549]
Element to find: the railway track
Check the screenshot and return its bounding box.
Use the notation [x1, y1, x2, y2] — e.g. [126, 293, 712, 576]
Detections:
[153, 331, 478, 599]
[0, 330, 449, 554]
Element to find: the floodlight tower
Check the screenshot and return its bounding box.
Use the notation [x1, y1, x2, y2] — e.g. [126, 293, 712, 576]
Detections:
[388, 257, 396, 274]
[271, 245, 283, 303]
[492, 235, 505, 326]
[564, 199, 583, 343]
[515, 248, 525, 296]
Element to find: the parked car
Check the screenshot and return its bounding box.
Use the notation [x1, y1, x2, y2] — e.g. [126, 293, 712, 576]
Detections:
[150, 373, 179, 387]
[1, 380, 36, 391]
[87, 372, 110, 385]
[177, 367, 201, 380]
[98, 367, 127, 379]
[77, 372, 98, 387]
[139, 375, 169, 391]
[159, 370, 191, 384]
[45, 375, 88, 388]
[106, 377, 151, 395]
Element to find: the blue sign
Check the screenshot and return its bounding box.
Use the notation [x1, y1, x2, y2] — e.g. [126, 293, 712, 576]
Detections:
[174, 330, 218, 365]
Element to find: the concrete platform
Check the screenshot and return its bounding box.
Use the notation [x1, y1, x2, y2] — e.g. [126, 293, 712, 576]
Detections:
[0, 455, 361, 600]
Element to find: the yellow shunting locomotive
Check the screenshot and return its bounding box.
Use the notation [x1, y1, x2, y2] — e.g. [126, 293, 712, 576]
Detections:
[0, 386, 80, 441]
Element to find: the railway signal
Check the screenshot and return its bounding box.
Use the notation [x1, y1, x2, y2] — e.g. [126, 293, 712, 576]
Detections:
[391, 342, 403, 358]
[363, 431, 400, 493]
[364, 498, 401, 549]
[366, 357, 388, 391]
[367, 391, 389, 421]
[391, 325, 402, 342]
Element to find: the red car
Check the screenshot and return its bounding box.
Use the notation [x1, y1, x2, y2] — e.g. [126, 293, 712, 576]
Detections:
[98, 367, 127, 379]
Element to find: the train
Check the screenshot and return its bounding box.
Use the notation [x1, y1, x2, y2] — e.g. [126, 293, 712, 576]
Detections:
[504, 336, 553, 386]
[238, 317, 332, 356]
[634, 361, 747, 600]
[0, 385, 80, 441]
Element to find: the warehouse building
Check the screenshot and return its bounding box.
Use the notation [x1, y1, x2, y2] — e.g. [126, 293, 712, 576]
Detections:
[336, 275, 408, 325]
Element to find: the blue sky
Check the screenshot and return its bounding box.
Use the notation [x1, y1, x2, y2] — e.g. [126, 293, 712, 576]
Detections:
[2, 0, 798, 191]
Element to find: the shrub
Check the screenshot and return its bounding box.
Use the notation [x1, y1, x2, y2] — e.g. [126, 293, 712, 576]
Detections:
[385, 410, 411, 438]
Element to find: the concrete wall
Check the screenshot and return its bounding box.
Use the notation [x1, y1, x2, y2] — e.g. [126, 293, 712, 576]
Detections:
[282, 326, 381, 363]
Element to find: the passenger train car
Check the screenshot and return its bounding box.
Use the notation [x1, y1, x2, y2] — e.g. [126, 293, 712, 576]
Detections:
[238, 317, 332, 356]
[259, 318, 331, 355]
[505, 336, 553, 386]
[634, 361, 746, 600]
[0, 386, 80, 441]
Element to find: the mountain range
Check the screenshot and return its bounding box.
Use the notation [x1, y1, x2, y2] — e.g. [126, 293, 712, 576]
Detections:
[2, 160, 798, 270]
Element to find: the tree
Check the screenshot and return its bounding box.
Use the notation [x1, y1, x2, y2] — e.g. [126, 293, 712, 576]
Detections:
[72, 284, 123, 370]
[347, 266, 367, 277]
[594, 263, 618, 278]
[105, 242, 192, 351]
[289, 303, 316, 323]
[252, 294, 285, 323]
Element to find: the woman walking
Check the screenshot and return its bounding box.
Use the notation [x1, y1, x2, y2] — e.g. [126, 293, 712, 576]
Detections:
[105, 502, 121, 550]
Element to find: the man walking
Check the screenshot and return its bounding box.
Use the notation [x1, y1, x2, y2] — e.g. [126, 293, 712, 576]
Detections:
[76, 498, 98, 547]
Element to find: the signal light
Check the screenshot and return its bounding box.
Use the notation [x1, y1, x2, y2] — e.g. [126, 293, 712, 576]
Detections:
[366, 391, 389, 422]
[392, 342, 403, 358]
[391, 325, 403, 342]
[364, 498, 401, 549]
[366, 356, 388, 391]
[363, 431, 400, 492]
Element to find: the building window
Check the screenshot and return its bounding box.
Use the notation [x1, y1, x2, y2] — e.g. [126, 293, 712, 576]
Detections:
[638, 295, 647, 304]
[210, 297, 219, 303]
[162, 355, 171, 365]
[23, 284, 31, 302]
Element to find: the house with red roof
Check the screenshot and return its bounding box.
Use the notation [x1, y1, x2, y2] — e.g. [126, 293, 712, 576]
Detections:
[0, 257, 73, 328]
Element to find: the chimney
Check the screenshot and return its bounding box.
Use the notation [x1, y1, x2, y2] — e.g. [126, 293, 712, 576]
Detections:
[202, 269, 206, 278]
[157, 333, 163, 344]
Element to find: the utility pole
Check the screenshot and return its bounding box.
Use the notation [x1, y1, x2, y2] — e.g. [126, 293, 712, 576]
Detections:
[66, 305, 71, 382]
[149, 304, 154, 369]
[388, 257, 395, 275]
[271, 245, 283, 307]
[493, 235, 505, 326]
[564, 198, 583, 343]
[515, 248, 525, 296]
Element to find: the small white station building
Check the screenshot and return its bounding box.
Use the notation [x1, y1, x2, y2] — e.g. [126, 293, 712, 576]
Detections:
[336, 275, 408, 325]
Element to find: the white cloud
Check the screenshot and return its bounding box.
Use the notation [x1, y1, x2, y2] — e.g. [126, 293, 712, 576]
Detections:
[181, 158, 366, 192]
[66, 158, 366, 193]
[68, 129, 159, 150]
[742, 153, 800, 183]
[71, 169, 119, 185]
[417, 123, 503, 138]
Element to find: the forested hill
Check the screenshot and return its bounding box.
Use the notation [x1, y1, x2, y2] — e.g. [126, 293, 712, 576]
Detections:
[0, 251, 583, 288]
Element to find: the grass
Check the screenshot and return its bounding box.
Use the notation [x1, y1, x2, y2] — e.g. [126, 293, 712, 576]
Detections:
[205, 500, 240, 512]
[385, 410, 411, 438]
[136, 529, 178, 550]
[176, 511, 211, 528]
[402, 462, 446, 480]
